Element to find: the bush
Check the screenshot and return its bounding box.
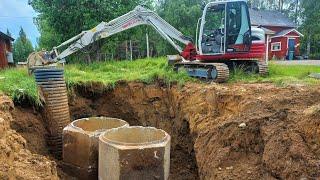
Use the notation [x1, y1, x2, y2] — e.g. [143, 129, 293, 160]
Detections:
[309, 53, 320, 60]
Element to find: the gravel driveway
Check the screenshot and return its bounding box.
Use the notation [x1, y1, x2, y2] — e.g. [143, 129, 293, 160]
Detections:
[271, 60, 320, 66]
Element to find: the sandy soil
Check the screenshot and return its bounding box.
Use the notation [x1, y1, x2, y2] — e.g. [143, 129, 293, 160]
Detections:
[1, 81, 320, 179]
[0, 95, 58, 180]
[69, 81, 320, 179]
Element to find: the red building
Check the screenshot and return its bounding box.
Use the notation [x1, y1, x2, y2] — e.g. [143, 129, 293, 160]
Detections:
[0, 31, 14, 69]
[250, 9, 303, 60]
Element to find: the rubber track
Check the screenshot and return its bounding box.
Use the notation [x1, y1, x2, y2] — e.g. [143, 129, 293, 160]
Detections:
[257, 61, 269, 76]
[213, 63, 230, 83]
[175, 62, 230, 83]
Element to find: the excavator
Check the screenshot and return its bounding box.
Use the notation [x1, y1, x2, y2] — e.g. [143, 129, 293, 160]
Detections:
[27, 0, 267, 82]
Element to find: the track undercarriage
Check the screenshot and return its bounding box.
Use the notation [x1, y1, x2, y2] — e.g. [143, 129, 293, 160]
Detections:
[174, 60, 268, 83]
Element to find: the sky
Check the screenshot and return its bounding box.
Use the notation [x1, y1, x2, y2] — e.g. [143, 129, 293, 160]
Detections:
[0, 0, 40, 47]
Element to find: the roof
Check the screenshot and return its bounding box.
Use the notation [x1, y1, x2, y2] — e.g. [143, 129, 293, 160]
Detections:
[249, 8, 296, 28]
[0, 31, 14, 41]
[260, 27, 276, 35]
[272, 28, 304, 38]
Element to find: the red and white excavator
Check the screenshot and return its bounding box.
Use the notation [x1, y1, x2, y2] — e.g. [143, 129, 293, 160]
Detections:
[27, 0, 267, 82]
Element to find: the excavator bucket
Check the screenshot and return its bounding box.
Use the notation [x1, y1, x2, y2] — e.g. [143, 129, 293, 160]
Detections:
[27, 51, 58, 75]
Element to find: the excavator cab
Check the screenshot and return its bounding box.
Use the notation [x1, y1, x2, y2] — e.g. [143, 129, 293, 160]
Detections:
[174, 0, 266, 82]
[199, 1, 251, 55]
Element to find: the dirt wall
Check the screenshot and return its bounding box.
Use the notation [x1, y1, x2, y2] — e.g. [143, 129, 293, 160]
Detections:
[70, 82, 320, 179]
[0, 95, 59, 180]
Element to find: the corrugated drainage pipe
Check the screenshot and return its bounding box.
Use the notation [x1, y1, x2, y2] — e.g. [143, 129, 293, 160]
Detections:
[34, 68, 70, 159]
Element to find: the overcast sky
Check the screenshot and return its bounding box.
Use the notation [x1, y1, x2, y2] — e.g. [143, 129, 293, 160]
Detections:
[0, 0, 40, 47]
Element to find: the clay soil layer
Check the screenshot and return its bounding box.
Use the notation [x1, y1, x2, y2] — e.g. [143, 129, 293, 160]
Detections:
[1, 81, 320, 179]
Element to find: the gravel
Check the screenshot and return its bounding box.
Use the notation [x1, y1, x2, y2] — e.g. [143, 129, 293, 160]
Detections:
[271, 60, 320, 66]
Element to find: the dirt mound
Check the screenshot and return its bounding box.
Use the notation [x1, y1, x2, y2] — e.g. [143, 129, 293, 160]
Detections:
[0, 95, 59, 179]
[70, 82, 320, 179]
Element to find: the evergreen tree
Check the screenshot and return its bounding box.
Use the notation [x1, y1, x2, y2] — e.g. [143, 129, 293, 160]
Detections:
[13, 27, 34, 63]
[19, 27, 27, 43]
[300, 0, 320, 58]
[6, 29, 11, 37]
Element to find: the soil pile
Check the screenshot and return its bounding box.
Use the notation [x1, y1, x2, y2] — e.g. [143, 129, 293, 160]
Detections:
[0, 95, 58, 180]
[70, 82, 320, 179]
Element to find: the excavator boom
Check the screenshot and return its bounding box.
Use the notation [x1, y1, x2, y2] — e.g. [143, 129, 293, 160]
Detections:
[53, 6, 192, 62]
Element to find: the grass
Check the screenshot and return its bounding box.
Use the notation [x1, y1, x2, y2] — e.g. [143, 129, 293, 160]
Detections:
[64, 57, 193, 87]
[230, 63, 320, 85]
[0, 57, 193, 105]
[0, 57, 319, 105]
[0, 68, 39, 105]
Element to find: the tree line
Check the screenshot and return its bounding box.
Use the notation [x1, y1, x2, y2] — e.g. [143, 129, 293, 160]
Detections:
[12, 0, 320, 62]
[6, 27, 34, 63]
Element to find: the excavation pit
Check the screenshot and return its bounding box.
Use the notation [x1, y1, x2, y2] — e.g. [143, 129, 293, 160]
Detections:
[99, 126, 171, 180]
[5, 82, 320, 179]
[62, 117, 129, 179]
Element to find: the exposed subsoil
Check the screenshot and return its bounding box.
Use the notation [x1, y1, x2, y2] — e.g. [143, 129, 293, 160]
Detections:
[1, 81, 320, 179]
[0, 96, 58, 180]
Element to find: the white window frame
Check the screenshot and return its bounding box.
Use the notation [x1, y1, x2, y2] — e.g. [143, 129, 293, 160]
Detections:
[271, 42, 281, 52]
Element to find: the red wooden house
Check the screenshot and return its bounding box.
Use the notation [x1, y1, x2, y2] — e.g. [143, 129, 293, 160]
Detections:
[0, 31, 14, 68]
[250, 8, 303, 60]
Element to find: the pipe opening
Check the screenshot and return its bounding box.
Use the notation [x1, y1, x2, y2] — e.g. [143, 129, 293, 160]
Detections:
[99, 126, 171, 179]
[71, 117, 128, 133]
[101, 126, 170, 146]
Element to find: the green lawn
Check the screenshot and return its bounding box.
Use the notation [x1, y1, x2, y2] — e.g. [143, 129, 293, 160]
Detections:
[64, 57, 192, 87]
[230, 63, 320, 85]
[0, 58, 319, 105]
[0, 68, 38, 105]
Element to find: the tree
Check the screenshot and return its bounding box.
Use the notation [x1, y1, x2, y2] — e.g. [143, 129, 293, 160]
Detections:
[30, 0, 153, 62]
[151, 0, 202, 55]
[6, 29, 11, 37]
[13, 27, 34, 63]
[300, 0, 320, 58]
[36, 19, 62, 50]
[248, 0, 298, 14]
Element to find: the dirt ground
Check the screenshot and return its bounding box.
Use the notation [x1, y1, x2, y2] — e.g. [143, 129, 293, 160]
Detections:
[1, 81, 320, 179]
[0, 95, 58, 179]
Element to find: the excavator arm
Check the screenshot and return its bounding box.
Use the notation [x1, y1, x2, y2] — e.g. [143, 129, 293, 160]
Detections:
[52, 5, 193, 62]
